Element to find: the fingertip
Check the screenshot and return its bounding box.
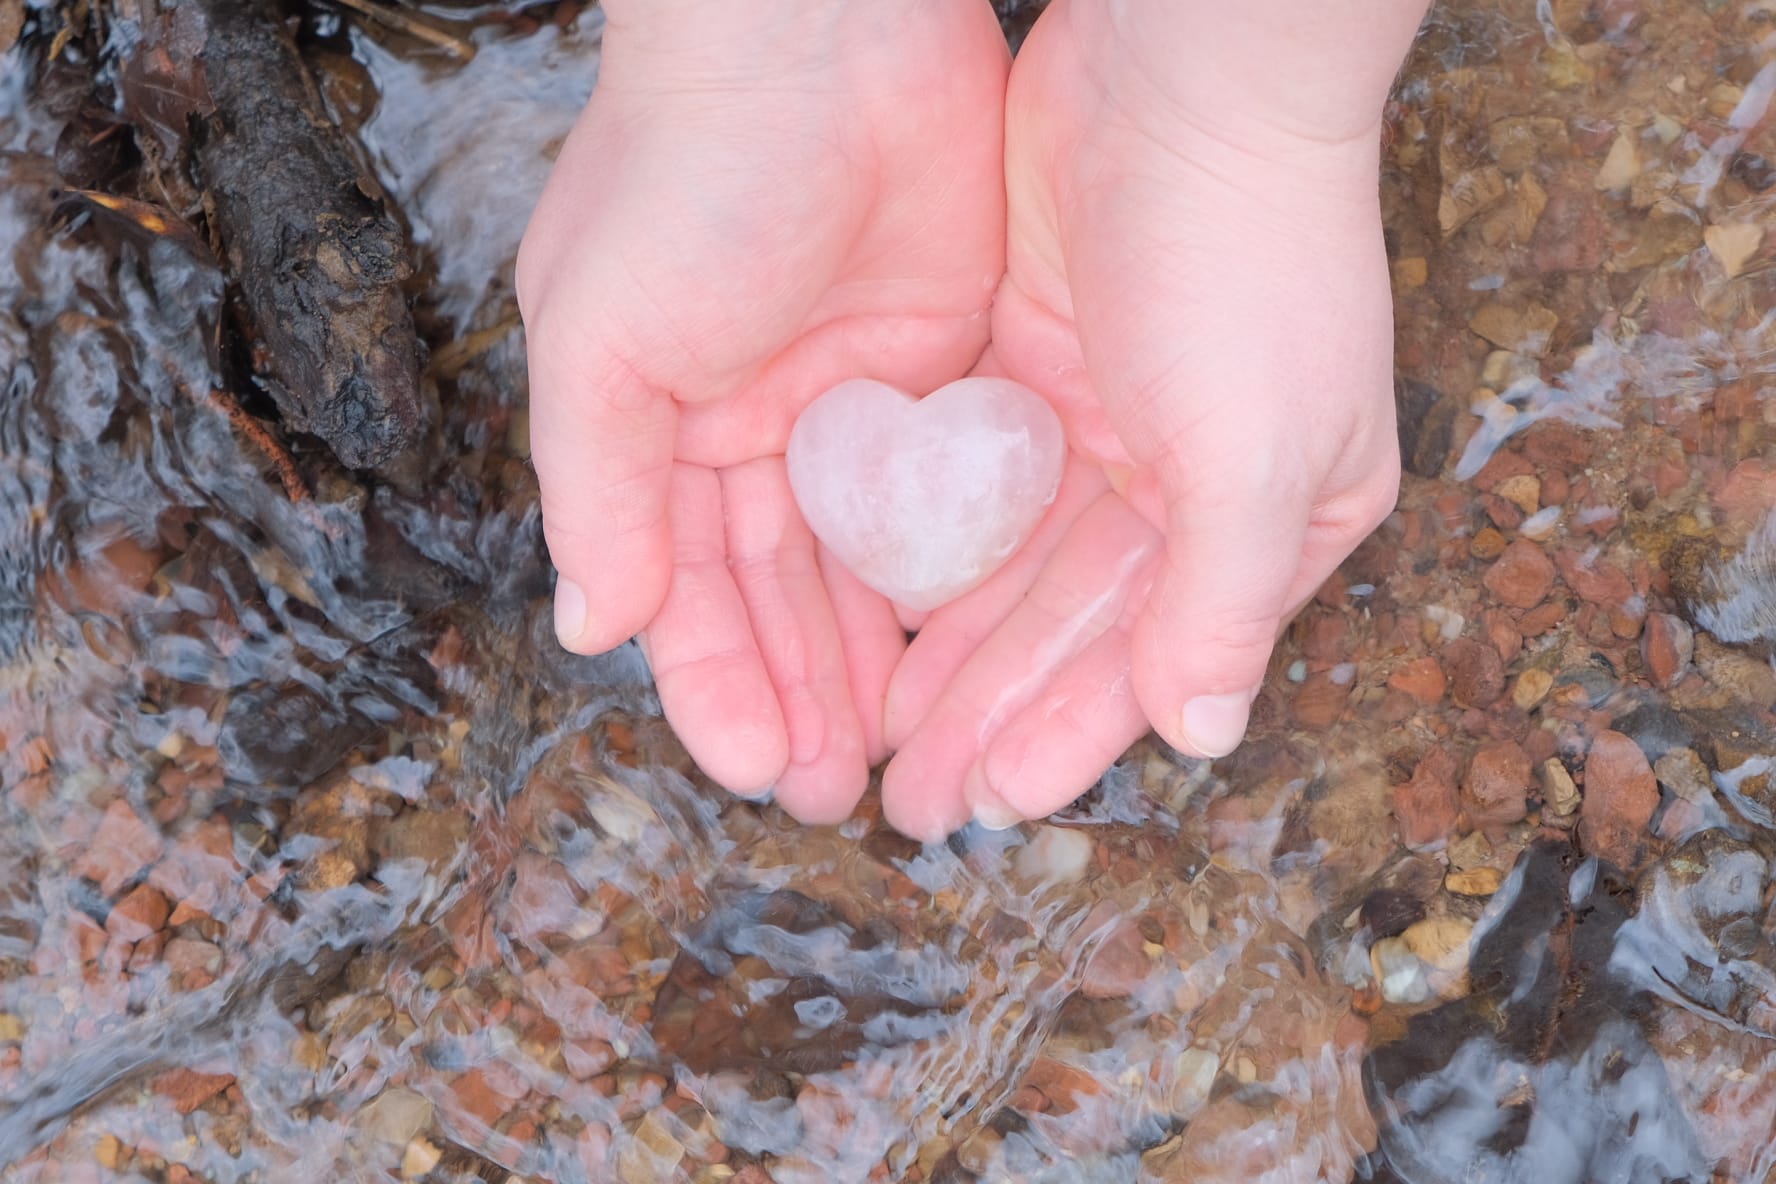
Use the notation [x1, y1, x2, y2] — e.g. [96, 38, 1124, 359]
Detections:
[880, 755, 971, 844]
[962, 763, 1024, 831]
[1177, 690, 1255, 760]
[696, 715, 792, 799]
[549, 540, 672, 655]
[772, 745, 871, 827]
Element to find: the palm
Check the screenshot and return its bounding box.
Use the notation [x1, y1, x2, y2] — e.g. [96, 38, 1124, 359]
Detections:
[880, 1, 1402, 838]
[518, 5, 1010, 820]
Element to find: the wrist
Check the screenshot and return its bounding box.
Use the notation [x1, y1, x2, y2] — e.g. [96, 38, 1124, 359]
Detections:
[1069, 0, 1429, 157]
[599, 1, 964, 91]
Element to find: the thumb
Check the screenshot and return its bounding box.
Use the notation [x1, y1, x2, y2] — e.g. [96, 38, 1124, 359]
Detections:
[526, 331, 677, 655]
[1131, 452, 1307, 759]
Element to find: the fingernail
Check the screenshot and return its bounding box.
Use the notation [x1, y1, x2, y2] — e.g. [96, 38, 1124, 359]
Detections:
[1180, 692, 1252, 759]
[553, 576, 586, 647]
[964, 763, 1023, 831]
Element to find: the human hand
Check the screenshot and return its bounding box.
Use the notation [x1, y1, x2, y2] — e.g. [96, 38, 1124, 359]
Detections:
[516, 0, 1010, 821]
[880, 0, 1426, 838]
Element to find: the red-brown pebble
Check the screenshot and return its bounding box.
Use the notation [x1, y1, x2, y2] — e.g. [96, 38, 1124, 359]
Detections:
[449, 1065, 522, 1127]
[1523, 421, 1594, 467]
[155, 1068, 235, 1115]
[1462, 740, 1532, 830]
[1482, 609, 1523, 664]
[1472, 449, 1535, 491]
[74, 801, 166, 898]
[1394, 748, 1461, 849]
[106, 884, 170, 944]
[1387, 657, 1447, 704]
[1442, 638, 1506, 708]
[1081, 921, 1153, 999]
[1579, 730, 1659, 869]
[1641, 612, 1694, 689]
[1556, 549, 1635, 607]
[1300, 612, 1349, 664]
[1292, 674, 1349, 728]
[1484, 539, 1556, 609]
[1518, 599, 1567, 637]
[163, 937, 223, 989]
[1716, 459, 1776, 537]
[1481, 494, 1525, 531]
[1023, 1057, 1105, 1115]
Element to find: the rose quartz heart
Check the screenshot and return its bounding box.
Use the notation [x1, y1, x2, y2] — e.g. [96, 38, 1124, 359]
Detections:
[786, 377, 1065, 611]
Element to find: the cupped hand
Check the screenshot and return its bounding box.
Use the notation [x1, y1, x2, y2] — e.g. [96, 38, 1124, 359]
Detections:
[880, 0, 1424, 839]
[516, 0, 1010, 821]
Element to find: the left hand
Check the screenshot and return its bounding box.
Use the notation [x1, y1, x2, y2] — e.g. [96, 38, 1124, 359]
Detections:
[878, 0, 1420, 839]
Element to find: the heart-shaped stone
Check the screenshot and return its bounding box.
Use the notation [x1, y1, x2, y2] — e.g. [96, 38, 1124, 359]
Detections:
[786, 377, 1064, 611]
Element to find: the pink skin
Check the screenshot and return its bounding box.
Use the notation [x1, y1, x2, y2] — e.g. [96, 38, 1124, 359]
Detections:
[520, 0, 1428, 838]
[879, 0, 1427, 838]
[517, 1, 1010, 821]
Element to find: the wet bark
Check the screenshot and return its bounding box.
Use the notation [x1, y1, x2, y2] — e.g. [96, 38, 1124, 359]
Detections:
[191, 0, 426, 469]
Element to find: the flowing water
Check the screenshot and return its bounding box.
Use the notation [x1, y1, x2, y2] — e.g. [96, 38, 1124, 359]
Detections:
[2, 1, 1776, 1181]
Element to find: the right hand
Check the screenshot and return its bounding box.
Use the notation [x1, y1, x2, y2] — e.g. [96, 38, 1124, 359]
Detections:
[515, 0, 1010, 821]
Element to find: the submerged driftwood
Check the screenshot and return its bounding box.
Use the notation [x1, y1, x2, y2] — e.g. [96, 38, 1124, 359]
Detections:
[188, 0, 427, 469]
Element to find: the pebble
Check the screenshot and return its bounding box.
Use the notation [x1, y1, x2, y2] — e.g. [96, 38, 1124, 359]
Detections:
[1641, 612, 1694, 689]
[402, 1137, 443, 1180]
[1442, 638, 1506, 708]
[1423, 605, 1466, 642]
[1292, 673, 1350, 728]
[106, 884, 171, 944]
[1540, 758, 1581, 817]
[1015, 826, 1094, 884]
[1519, 505, 1562, 539]
[1470, 527, 1508, 560]
[1401, 916, 1475, 997]
[1652, 748, 1713, 803]
[1483, 538, 1556, 609]
[1168, 1047, 1220, 1113]
[360, 1087, 435, 1146]
[1445, 866, 1505, 896]
[1463, 740, 1532, 830]
[163, 937, 223, 987]
[1394, 749, 1461, 849]
[95, 1134, 126, 1172]
[1371, 938, 1431, 1004]
[1081, 921, 1153, 999]
[1387, 656, 1447, 704]
[1495, 474, 1542, 514]
[155, 1068, 235, 1115]
[75, 801, 166, 898]
[1447, 831, 1494, 870]
[1511, 668, 1554, 710]
[1579, 730, 1659, 868]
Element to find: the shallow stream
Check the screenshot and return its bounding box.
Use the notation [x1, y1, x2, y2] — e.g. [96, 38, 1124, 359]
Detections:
[3, 1, 1776, 1181]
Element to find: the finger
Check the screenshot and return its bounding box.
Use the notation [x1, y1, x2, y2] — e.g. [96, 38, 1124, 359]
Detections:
[646, 464, 789, 795]
[528, 334, 677, 654]
[722, 459, 870, 825]
[1133, 454, 1309, 761]
[880, 494, 1161, 841]
[990, 278, 1134, 469]
[882, 455, 1109, 749]
[817, 543, 904, 767]
[963, 625, 1150, 829]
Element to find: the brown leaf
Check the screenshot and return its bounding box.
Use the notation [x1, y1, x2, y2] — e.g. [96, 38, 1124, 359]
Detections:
[117, 3, 215, 154]
[53, 189, 217, 265]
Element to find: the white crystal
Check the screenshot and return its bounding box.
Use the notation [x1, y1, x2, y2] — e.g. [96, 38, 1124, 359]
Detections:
[786, 377, 1065, 611]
